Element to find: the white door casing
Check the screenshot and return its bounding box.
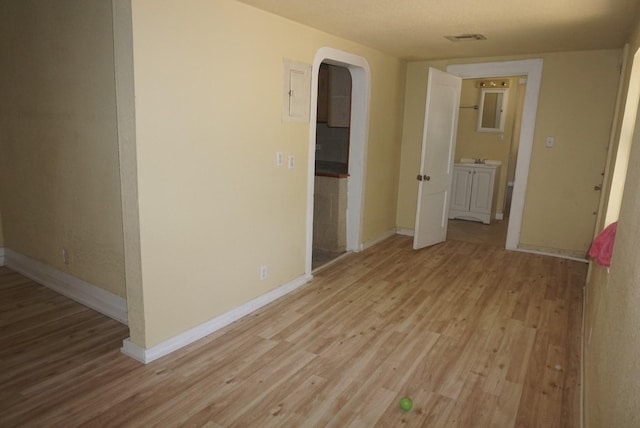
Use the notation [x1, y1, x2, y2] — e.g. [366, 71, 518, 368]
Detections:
[413, 68, 462, 249]
[447, 59, 543, 251]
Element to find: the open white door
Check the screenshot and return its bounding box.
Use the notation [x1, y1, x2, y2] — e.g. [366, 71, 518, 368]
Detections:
[413, 68, 462, 249]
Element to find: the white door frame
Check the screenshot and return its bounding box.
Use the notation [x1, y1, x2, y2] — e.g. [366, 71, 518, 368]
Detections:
[306, 47, 371, 276]
[447, 59, 543, 251]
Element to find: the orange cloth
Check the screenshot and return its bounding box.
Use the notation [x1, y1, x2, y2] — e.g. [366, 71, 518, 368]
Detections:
[589, 222, 617, 267]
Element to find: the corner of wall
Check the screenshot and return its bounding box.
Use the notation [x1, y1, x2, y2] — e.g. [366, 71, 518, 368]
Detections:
[113, 0, 145, 347]
[121, 273, 312, 364]
[4, 249, 128, 324]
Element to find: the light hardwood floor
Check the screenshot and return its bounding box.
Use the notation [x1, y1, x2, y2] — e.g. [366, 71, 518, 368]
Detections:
[0, 235, 585, 427]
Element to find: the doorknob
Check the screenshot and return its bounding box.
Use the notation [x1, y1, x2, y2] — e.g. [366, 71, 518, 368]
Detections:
[416, 174, 423, 181]
[416, 174, 431, 182]
[594, 185, 602, 191]
[425, 175, 431, 181]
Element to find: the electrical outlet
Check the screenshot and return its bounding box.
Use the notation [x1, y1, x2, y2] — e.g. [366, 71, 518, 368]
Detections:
[545, 136, 555, 148]
[288, 155, 295, 169]
[276, 152, 283, 167]
[260, 265, 268, 280]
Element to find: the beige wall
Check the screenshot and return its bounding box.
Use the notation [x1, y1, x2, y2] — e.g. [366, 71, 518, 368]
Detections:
[0, 1, 126, 297]
[455, 77, 523, 215]
[584, 15, 640, 427]
[128, 0, 406, 347]
[396, 50, 620, 255]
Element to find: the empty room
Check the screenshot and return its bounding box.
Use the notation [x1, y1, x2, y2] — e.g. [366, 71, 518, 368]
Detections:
[2, 0, 640, 426]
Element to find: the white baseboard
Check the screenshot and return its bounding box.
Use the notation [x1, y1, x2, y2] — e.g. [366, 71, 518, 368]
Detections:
[513, 246, 589, 263]
[396, 228, 415, 237]
[0, 247, 5, 266]
[121, 273, 313, 364]
[4, 249, 128, 324]
[360, 229, 396, 251]
[496, 212, 504, 220]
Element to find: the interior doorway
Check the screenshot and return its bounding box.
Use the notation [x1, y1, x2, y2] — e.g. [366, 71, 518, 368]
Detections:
[446, 75, 527, 247]
[312, 63, 352, 269]
[305, 48, 371, 276]
[447, 59, 544, 251]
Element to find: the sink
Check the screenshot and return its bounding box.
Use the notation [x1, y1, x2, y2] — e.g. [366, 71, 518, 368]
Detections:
[459, 157, 477, 164]
[458, 158, 501, 166]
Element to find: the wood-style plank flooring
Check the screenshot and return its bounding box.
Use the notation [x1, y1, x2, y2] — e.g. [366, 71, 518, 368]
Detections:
[0, 235, 585, 427]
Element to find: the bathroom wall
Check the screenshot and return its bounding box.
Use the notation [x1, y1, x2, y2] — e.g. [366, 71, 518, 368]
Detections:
[507, 82, 527, 185]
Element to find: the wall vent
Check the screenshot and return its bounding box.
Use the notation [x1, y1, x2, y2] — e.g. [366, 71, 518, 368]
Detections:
[444, 34, 487, 42]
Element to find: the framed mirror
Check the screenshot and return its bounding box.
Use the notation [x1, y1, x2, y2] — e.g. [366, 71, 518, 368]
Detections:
[477, 88, 508, 133]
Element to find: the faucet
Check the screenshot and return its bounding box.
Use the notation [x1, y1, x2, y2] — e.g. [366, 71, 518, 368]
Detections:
[474, 158, 485, 164]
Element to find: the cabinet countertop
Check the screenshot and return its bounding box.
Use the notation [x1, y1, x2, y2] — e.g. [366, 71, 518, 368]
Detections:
[454, 162, 500, 169]
[315, 160, 349, 178]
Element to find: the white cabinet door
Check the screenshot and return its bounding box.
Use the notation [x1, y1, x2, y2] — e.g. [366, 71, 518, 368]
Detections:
[470, 168, 495, 214]
[449, 166, 473, 213]
[448, 164, 498, 224]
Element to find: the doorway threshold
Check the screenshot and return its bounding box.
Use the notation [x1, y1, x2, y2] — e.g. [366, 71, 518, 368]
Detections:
[312, 250, 351, 273]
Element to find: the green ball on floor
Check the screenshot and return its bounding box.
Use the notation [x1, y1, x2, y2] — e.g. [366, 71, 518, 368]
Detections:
[400, 397, 413, 411]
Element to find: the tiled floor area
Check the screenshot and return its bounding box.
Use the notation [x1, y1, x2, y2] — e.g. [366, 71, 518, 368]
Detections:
[447, 216, 509, 247]
[312, 248, 346, 270]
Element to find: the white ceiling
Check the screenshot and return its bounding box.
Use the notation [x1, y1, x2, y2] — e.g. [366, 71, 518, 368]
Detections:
[236, 0, 640, 60]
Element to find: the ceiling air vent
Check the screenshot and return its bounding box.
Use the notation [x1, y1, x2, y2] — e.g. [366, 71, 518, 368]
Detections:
[445, 34, 487, 42]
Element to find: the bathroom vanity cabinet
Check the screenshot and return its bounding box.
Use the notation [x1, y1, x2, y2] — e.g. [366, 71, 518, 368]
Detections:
[448, 164, 500, 224]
